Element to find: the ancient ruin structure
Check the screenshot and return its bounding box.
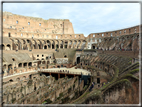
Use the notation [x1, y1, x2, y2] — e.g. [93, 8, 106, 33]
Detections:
[2, 11, 140, 105]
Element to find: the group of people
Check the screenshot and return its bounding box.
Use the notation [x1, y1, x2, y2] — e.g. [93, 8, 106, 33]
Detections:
[58, 70, 70, 73]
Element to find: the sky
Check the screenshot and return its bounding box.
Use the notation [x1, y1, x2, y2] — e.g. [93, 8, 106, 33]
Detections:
[2, 2, 141, 37]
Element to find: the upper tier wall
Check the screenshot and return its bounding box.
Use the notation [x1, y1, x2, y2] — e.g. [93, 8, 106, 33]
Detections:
[87, 25, 141, 39]
[3, 11, 74, 35]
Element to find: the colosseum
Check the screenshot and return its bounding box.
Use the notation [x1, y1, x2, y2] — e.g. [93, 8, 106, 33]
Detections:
[2, 11, 140, 105]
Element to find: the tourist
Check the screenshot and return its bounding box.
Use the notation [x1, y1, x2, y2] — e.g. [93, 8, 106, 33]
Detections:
[89, 82, 94, 92]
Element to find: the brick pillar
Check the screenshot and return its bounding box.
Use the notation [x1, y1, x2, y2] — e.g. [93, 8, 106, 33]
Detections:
[58, 73, 60, 79]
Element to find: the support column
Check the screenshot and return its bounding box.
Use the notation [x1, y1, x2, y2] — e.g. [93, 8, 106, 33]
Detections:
[58, 73, 60, 79]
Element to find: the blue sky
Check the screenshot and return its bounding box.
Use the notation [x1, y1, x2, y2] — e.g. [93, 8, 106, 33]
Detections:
[3, 3, 140, 37]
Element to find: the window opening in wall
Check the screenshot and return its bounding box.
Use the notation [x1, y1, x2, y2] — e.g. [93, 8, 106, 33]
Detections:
[16, 20, 18, 24]
[39, 23, 41, 26]
[42, 55, 44, 57]
[124, 30, 126, 33]
[98, 34, 99, 35]
[70, 35, 72, 38]
[46, 57, 48, 60]
[97, 78, 100, 84]
[8, 33, 11, 37]
[32, 35, 34, 38]
[22, 27, 24, 29]
[45, 29, 46, 31]
[12, 58, 15, 61]
[37, 55, 39, 57]
[37, 34, 39, 37]
[10, 26, 12, 28]
[93, 34, 95, 37]
[64, 55, 67, 58]
[46, 35, 48, 38]
[135, 28, 136, 33]
[28, 22, 30, 25]
[9, 79, 13, 82]
[60, 24, 62, 27]
[102, 34, 104, 37]
[21, 33, 23, 37]
[56, 35, 58, 39]
[27, 40, 29, 43]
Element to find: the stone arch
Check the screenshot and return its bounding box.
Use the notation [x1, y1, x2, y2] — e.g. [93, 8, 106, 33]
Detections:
[64, 40, 68, 49]
[9, 79, 13, 82]
[21, 39, 27, 50]
[6, 44, 11, 50]
[28, 62, 32, 67]
[36, 40, 42, 49]
[47, 40, 51, 49]
[26, 39, 33, 50]
[68, 40, 72, 48]
[16, 77, 20, 81]
[55, 40, 59, 49]
[73, 40, 77, 48]
[77, 40, 81, 49]
[60, 40, 64, 49]
[51, 40, 55, 49]
[44, 45, 47, 49]
[23, 63, 27, 67]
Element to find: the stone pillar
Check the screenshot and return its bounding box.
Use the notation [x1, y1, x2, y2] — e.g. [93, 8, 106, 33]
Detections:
[63, 41, 64, 49]
[58, 73, 60, 79]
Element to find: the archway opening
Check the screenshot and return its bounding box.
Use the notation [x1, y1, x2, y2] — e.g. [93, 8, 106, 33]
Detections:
[77, 57, 80, 64]
[97, 78, 100, 84]
[44, 45, 47, 49]
[93, 46, 95, 49]
[56, 45, 59, 49]
[52, 44, 54, 49]
[28, 62, 32, 67]
[19, 63, 22, 67]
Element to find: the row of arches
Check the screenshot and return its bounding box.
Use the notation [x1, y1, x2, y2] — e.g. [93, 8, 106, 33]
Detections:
[95, 34, 139, 51]
[2, 38, 88, 50]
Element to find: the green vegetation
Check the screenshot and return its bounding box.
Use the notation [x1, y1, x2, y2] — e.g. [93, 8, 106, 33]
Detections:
[129, 69, 139, 74]
[11, 98, 16, 103]
[44, 98, 52, 104]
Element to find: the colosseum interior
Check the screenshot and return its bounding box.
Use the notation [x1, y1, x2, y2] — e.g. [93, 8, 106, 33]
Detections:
[2, 11, 141, 105]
